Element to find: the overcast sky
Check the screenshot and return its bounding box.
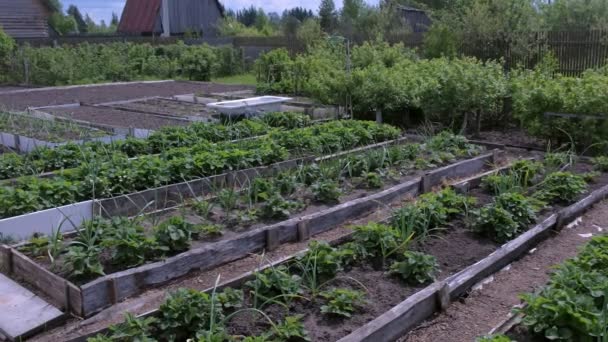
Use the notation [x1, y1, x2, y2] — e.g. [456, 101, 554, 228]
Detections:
[64, 0, 381, 24]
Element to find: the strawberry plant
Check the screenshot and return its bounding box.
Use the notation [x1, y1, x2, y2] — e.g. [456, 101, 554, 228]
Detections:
[192, 224, 223, 240]
[246, 266, 302, 307]
[158, 288, 220, 341]
[295, 241, 343, 295]
[476, 335, 513, 342]
[511, 159, 544, 185]
[216, 288, 243, 311]
[268, 315, 310, 342]
[64, 245, 105, 280]
[544, 152, 574, 170]
[365, 172, 383, 188]
[519, 235, 608, 341]
[536, 172, 587, 203]
[259, 194, 298, 220]
[154, 217, 194, 253]
[104, 313, 157, 342]
[472, 192, 541, 243]
[192, 200, 214, 219]
[311, 179, 341, 203]
[389, 251, 439, 285]
[352, 223, 404, 267]
[21, 234, 50, 258]
[592, 156, 608, 172]
[217, 188, 239, 212]
[320, 288, 366, 318]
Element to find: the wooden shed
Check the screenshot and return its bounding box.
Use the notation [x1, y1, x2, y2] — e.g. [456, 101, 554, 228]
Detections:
[0, 0, 54, 38]
[118, 0, 224, 37]
[397, 5, 432, 33]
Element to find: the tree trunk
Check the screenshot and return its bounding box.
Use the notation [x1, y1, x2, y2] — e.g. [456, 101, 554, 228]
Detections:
[474, 109, 482, 138]
[375, 109, 383, 124]
[460, 111, 468, 135]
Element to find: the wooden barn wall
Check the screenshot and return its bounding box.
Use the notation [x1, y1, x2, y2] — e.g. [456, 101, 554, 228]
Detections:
[0, 0, 51, 38]
[167, 0, 222, 36]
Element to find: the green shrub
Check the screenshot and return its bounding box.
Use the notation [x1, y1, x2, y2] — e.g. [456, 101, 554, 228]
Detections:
[179, 45, 217, 81]
[64, 245, 105, 279]
[389, 251, 438, 285]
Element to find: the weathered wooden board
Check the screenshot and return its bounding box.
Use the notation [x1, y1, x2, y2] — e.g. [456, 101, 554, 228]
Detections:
[424, 151, 496, 188]
[0, 273, 64, 341]
[9, 249, 80, 315]
[556, 184, 608, 228]
[446, 214, 557, 300]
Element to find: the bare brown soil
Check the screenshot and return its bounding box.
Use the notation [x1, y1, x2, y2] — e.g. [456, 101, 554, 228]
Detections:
[0, 81, 252, 111]
[110, 98, 215, 119]
[403, 201, 608, 342]
[468, 128, 548, 151]
[46, 105, 189, 130]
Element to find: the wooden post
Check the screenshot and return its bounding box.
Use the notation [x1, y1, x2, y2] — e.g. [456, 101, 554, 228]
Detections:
[0, 246, 13, 274]
[420, 174, 432, 193]
[375, 109, 383, 124]
[437, 282, 450, 312]
[108, 278, 118, 305]
[64, 281, 71, 313]
[297, 221, 310, 242]
[266, 229, 280, 251]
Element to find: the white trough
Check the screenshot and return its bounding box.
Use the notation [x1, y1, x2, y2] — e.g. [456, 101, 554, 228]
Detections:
[207, 96, 292, 117]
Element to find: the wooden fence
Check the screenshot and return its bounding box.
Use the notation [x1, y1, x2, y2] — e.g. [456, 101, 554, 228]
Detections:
[459, 30, 608, 76]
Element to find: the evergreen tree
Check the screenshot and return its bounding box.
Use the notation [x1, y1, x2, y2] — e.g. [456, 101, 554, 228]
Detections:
[110, 12, 119, 26]
[67, 5, 88, 33]
[319, 0, 337, 32]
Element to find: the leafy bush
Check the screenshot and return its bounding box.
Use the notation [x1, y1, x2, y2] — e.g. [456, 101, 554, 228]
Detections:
[102, 219, 154, 268]
[536, 172, 587, 203]
[179, 44, 217, 81]
[320, 288, 366, 317]
[259, 194, 297, 220]
[389, 251, 439, 285]
[511, 65, 608, 149]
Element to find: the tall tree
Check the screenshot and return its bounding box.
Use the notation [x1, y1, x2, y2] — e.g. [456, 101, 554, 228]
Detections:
[341, 0, 364, 21]
[110, 12, 119, 26]
[319, 0, 337, 32]
[283, 7, 314, 22]
[67, 5, 88, 33]
[236, 6, 259, 27]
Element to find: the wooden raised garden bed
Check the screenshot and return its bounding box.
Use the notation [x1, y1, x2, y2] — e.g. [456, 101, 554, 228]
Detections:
[0, 151, 497, 318]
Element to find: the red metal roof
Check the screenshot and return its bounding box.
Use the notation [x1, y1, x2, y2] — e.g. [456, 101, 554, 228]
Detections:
[118, 0, 161, 34]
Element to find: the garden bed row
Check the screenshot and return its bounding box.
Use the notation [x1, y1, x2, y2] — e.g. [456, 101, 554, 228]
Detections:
[0, 120, 396, 226]
[0, 150, 497, 318]
[0, 112, 123, 153]
[0, 129, 417, 240]
[73, 154, 608, 342]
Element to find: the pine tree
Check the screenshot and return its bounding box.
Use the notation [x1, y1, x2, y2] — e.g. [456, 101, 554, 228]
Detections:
[67, 5, 88, 33]
[319, 0, 337, 32]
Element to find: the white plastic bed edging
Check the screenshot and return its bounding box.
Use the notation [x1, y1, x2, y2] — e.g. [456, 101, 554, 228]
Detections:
[0, 201, 94, 241]
[207, 96, 292, 117]
[0, 131, 127, 153]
